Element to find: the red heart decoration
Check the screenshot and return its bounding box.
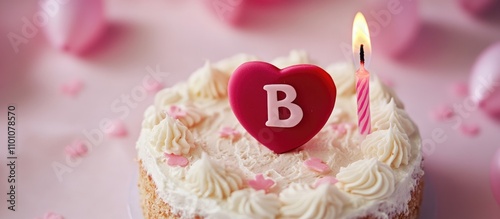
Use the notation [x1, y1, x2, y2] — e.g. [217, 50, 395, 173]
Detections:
[229, 61, 337, 154]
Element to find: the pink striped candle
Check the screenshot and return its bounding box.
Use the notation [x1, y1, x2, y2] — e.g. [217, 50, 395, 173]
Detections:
[352, 12, 372, 135]
[355, 52, 371, 135]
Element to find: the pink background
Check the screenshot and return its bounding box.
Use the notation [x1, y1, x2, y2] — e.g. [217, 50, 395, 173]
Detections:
[1, 0, 500, 218]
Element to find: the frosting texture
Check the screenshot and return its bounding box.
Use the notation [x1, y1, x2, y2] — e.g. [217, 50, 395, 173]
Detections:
[362, 125, 411, 168]
[370, 76, 405, 108]
[372, 98, 416, 135]
[149, 116, 195, 155]
[280, 183, 348, 219]
[186, 153, 244, 200]
[227, 188, 280, 219]
[188, 61, 229, 99]
[336, 159, 396, 200]
[136, 52, 423, 219]
[326, 62, 356, 96]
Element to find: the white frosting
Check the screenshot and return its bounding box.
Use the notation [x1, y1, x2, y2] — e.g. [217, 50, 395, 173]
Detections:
[214, 54, 258, 75]
[188, 61, 229, 99]
[136, 53, 423, 219]
[336, 159, 396, 200]
[326, 62, 356, 96]
[186, 153, 244, 200]
[370, 75, 405, 108]
[149, 116, 195, 155]
[271, 50, 310, 68]
[227, 189, 280, 219]
[362, 125, 411, 168]
[154, 84, 187, 107]
[280, 183, 348, 219]
[372, 98, 416, 135]
[142, 105, 165, 129]
[175, 103, 206, 128]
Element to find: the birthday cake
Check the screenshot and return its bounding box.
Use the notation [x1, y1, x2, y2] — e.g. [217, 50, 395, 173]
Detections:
[136, 51, 424, 219]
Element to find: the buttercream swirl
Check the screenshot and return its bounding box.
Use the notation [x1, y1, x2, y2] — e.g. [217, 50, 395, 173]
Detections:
[361, 125, 411, 168]
[280, 183, 348, 219]
[271, 50, 310, 68]
[188, 61, 229, 99]
[336, 159, 395, 200]
[172, 103, 206, 128]
[326, 62, 356, 96]
[142, 105, 165, 129]
[149, 116, 195, 155]
[227, 188, 280, 219]
[154, 84, 186, 108]
[185, 153, 244, 199]
[370, 75, 405, 108]
[372, 98, 416, 135]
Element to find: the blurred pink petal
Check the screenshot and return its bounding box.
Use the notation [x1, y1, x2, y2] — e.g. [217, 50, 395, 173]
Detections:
[65, 139, 88, 158]
[449, 81, 469, 98]
[469, 42, 500, 117]
[105, 120, 128, 138]
[60, 79, 84, 97]
[431, 105, 455, 122]
[41, 0, 106, 54]
[459, 123, 481, 137]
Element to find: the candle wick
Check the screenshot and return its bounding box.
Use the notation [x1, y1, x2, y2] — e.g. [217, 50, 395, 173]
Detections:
[360, 44, 365, 65]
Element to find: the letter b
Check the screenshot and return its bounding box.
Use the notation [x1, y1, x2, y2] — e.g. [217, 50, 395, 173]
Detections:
[263, 84, 303, 128]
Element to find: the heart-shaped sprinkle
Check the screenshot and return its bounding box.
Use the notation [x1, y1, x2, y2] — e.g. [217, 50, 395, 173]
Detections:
[218, 126, 241, 139]
[248, 174, 275, 193]
[304, 157, 330, 174]
[314, 176, 338, 188]
[229, 62, 336, 154]
[166, 105, 187, 119]
[165, 153, 189, 167]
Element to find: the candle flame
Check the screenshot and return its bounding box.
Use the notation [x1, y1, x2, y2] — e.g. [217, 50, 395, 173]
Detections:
[352, 12, 371, 69]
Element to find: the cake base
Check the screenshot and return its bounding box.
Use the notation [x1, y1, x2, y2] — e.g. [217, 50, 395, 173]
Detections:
[138, 161, 424, 219]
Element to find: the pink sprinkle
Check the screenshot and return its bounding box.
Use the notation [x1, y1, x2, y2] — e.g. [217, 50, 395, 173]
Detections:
[165, 153, 189, 167]
[219, 126, 241, 139]
[248, 174, 275, 193]
[304, 157, 330, 174]
[64, 140, 88, 158]
[36, 212, 64, 219]
[431, 105, 455, 121]
[450, 81, 469, 98]
[460, 123, 481, 137]
[60, 79, 84, 97]
[145, 80, 164, 94]
[314, 176, 338, 188]
[330, 122, 354, 135]
[105, 120, 128, 138]
[166, 105, 187, 119]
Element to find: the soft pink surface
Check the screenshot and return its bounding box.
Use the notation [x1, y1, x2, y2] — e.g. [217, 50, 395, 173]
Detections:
[0, 0, 499, 219]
